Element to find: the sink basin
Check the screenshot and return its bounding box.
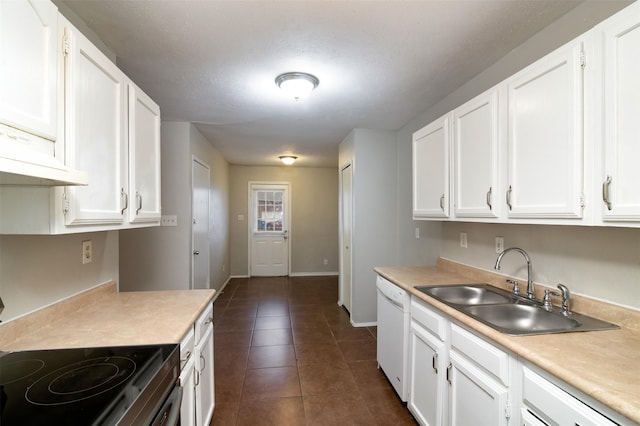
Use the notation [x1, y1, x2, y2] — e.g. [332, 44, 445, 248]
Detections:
[415, 284, 619, 336]
[463, 304, 581, 335]
[416, 284, 515, 305]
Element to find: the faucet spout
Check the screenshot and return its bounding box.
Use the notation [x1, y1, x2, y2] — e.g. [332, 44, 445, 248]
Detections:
[494, 247, 535, 300]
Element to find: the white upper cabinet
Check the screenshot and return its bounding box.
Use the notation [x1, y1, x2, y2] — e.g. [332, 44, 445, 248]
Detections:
[505, 37, 586, 220]
[596, 2, 640, 225]
[127, 81, 161, 224]
[413, 114, 451, 219]
[61, 16, 127, 227]
[453, 87, 501, 219]
[0, 0, 57, 140]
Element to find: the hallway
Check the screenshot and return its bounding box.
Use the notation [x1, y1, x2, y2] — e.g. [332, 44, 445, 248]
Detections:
[210, 276, 417, 425]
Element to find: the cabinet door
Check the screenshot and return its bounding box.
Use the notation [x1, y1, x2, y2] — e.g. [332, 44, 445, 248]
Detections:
[413, 114, 451, 218]
[62, 19, 127, 227]
[0, 0, 57, 140]
[195, 323, 214, 426]
[599, 3, 640, 223]
[127, 82, 161, 224]
[506, 39, 585, 219]
[408, 322, 446, 426]
[179, 354, 196, 426]
[449, 350, 510, 426]
[453, 87, 501, 219]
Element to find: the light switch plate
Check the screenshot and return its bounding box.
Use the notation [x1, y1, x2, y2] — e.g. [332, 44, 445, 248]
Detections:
[161, 215, 178, 226]
[460, 232, 468, 248]
[495, 236, 504, 253]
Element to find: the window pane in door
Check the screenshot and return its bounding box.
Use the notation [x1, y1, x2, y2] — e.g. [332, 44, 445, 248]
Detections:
[254, 190, 285, 233]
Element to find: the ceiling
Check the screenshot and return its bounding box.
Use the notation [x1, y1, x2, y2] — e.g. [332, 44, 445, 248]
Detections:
[57, 0, 583, 167]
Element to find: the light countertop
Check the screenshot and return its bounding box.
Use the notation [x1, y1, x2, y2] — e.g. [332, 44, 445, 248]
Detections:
[0, 282, 215, 351]
[375, 259, 640, 425]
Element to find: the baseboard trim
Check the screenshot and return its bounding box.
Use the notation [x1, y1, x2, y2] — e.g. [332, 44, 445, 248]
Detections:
[289, 271, 339, 277]
[350, 320, 377, 328]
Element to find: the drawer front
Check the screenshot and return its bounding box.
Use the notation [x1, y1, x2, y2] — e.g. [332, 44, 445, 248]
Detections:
[410, 297, 447, 341]
[180, 327, 195, 371]
[522, 366, 618, 426]
[194, 303, 214, 345]
[450, 323, 509, 386]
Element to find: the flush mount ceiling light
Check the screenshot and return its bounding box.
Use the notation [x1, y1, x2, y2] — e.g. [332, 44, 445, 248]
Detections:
[279, 155, 297, 165]
[275, 72, 319, 100]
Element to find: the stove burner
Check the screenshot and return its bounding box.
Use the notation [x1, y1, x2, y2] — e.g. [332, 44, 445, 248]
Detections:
[0, 359, 45, 385]
[25, 356, 136, 406]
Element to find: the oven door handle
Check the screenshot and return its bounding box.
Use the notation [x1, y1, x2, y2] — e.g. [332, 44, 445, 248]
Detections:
[150, 385, 183, 426]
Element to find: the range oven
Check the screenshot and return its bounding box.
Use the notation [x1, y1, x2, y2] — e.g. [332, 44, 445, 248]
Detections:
[0, 344, 181, 425]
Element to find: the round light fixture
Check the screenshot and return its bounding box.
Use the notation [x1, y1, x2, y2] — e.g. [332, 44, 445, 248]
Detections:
[279, 155, 297, 165]
[275, 72, 319, 100]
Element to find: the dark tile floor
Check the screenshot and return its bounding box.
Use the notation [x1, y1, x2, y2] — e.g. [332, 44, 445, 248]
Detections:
[210, 276, 418, 426]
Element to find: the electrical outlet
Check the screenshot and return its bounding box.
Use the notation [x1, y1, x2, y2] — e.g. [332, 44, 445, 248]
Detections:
[460, 232, 468, 248]
[161, 215, 178, 226]
[323, 259, 329, 266]
[82, 240, 92, 264]
[415, 227, 420, 239]
[495, 236, 504, 253]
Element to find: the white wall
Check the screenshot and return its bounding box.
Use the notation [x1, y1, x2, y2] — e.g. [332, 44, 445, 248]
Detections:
[341, 129, 399, 324]
[396, 1, 639, 309]
[0, 231, 119, 321]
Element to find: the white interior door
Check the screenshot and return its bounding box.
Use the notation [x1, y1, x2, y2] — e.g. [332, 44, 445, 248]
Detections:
[192, 158, 210, 289]
[340, 164, 353, 313]
[249, 182, 289, 276]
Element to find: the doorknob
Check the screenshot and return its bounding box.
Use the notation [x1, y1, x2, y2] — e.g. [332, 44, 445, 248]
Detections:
[193, 251, 200, 255]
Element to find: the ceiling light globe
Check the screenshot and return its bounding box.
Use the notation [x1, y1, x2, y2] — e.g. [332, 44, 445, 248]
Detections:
[279, 155, 297, 165]
[275, 72, 319, 100]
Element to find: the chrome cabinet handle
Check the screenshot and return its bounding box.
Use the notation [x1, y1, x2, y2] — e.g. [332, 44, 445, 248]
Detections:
[486, 187, 492, 210]
[136, 192, 142, 214]
[446, 363, 452, 384]
[602, 175, 612, 211]
[439, 194, 445, 211]
[181, 350, 192, 362]
[432, 353, 438, 374]
[204, 316, 213, 326]
[120, 188, 128, 215]
[506, 185, 513, 210]
[193, 250, 200, 255]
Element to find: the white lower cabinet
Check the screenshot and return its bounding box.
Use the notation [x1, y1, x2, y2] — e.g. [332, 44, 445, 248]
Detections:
[408, 297, 515, 426]
[180, 304, 215, 426]
[195, 322, 214, 426]
[194, 304, 215, 426]
[449, 324, 513, 426]
[521, 364, 619, 426]
[408, 298, 448, 426]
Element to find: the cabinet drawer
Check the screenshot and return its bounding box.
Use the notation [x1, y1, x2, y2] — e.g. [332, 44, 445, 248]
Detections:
[522, 366, 618, 426]
[450, 323, 510, 386]
[180, 327, 195, 371]
[194, 303, 214, 345]
[410, 297, 447, 341]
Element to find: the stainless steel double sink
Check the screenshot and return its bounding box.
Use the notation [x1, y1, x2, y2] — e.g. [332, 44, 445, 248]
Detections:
[416, 284, 619, 336]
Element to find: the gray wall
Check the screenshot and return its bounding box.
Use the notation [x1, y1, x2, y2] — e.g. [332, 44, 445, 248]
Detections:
[396, 0, 639, 309]
[0, 231, 119, 321]
[119, 122, 230, 293]
[229, 165, 338, 276]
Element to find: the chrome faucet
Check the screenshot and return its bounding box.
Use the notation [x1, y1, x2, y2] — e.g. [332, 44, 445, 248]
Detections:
[494, 247, 535, 300]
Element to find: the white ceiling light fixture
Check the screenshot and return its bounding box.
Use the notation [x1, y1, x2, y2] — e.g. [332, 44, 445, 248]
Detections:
[279, 155, 297, 165]
[275, 72, 319, 100]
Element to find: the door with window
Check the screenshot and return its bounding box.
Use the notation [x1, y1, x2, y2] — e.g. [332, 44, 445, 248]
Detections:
[249, 183, 290, 276]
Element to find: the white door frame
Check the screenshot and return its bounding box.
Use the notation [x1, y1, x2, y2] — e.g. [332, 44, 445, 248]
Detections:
[248, 181, 291, 276]
[191, 156, 210, 289]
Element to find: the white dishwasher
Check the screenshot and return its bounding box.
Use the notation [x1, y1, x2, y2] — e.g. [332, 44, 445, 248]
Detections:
[376, 275, 410, 401]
